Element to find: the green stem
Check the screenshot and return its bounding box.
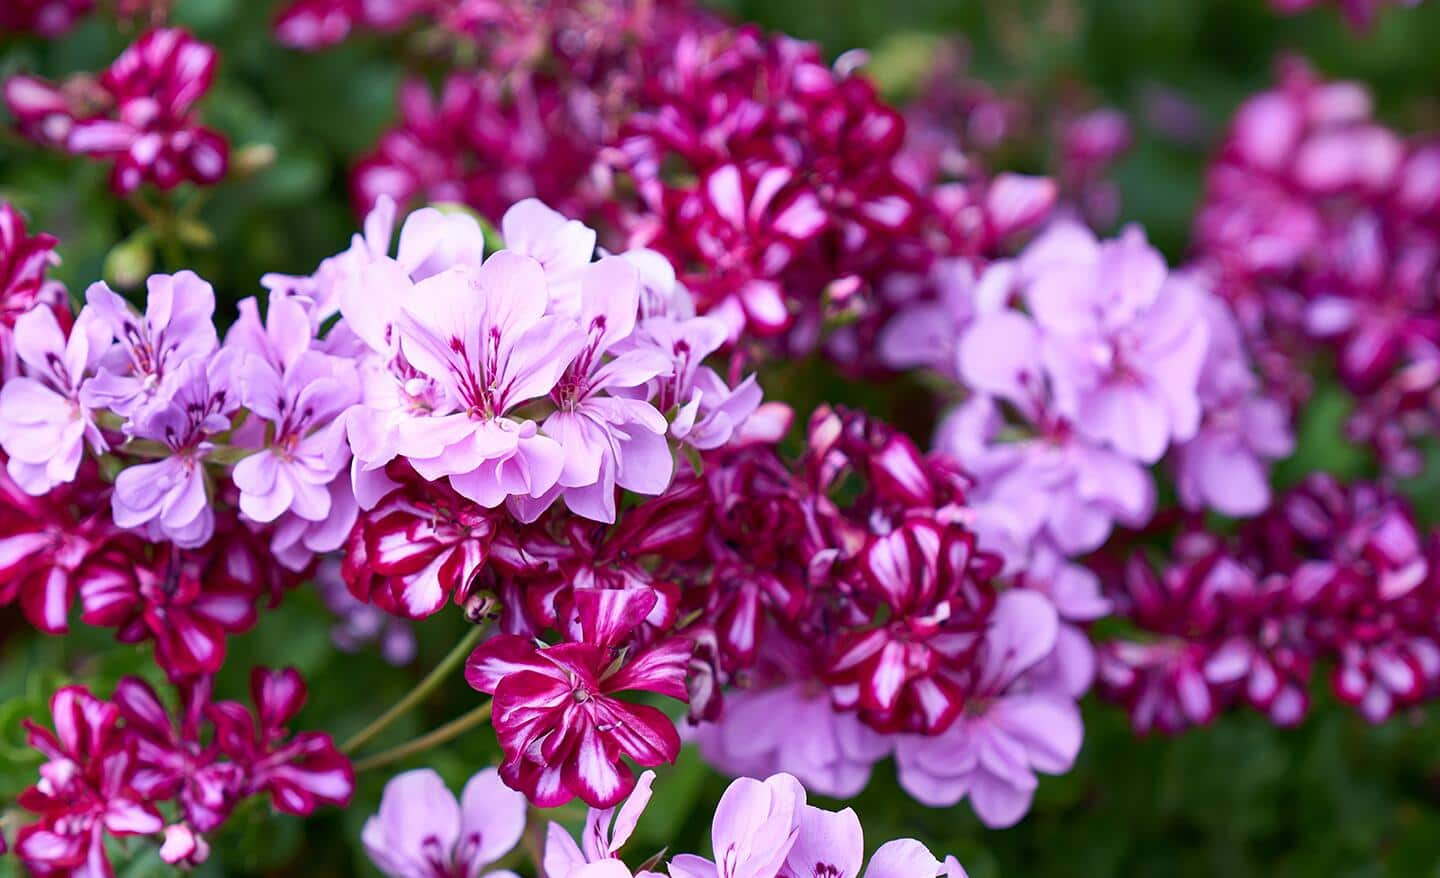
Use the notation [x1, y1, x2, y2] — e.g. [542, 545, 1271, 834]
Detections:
[342, 620, 490, 754]
[352, 701, 493, 774]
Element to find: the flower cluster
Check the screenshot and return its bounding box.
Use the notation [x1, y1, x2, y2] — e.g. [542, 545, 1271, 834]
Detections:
[362, 766, 967, 878]
[1193, 58, 1440, 475]
[1097, 475, 1437, 733]
[10, 669, 352, 874]
[0, 0, 94, 37]
[4, 27, 228, 194]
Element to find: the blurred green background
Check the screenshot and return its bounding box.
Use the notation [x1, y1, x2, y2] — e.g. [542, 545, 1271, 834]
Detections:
[5, 1, 1440, 875]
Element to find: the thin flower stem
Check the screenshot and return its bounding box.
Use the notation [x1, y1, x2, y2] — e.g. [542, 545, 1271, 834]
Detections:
[352, 701, 494, 774]
[342, 620, 491, 754]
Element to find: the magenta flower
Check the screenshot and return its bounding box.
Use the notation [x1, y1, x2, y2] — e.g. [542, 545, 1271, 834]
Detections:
[465, 590, 690, 807]
[0, 202, 65, 380]
[111, 354, 237, 548]
[362, 767, 527, 878]
[205, 668, 355, 817]
[0, 306, 111, 495]
[389, 254, 584, 506]
[228, 296, 360, 526]
[67, 28, 228, 193]
[894, 591, 1082, 828]
[14, 687, 164, 877]
[1271, 0, 1424, 29]
[0, 0, 95, 37]
[274, 0, 428, 49]
[78, 523, 270, 680]
[82, 272, 219, 418]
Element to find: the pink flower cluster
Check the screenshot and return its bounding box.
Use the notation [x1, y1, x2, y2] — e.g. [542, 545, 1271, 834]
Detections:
[4, 28, 229, 194]
[1194, 58, 1440, 475]
[1097, 475, 1437, 733]
[882, 220, 1292, 577]
[9, 670, 351, 875]
[360, 765, 967, 878]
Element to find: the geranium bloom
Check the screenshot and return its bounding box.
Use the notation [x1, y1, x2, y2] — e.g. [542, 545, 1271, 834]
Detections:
[624, 316, 761, 452]
[82, 272, 219, 418]
[228, 296, 361, 527]
[362, 767, 527, 878]
[1020, 222, 1209, 464]
[0, 463, 112, 633]
[0, 0, 95, 37]
[387, 254, 583, 506]
[110, 353, 238, 547]
[24, 28, 229, 194]
[530, 256, 674, 523]
[205, 668, 355, 816]
[466, 589, 690, 807]
[894, 591, 1082, 828]
[0, 202, 65, 380]
[544, 770, 658, 877]
[14, 687, 164, 877]
[0, 306, 111, 495]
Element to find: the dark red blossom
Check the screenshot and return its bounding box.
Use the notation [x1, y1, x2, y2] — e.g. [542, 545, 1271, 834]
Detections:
[0, 461, 114, 634]
[466, 588, 690, 808]
[4, 28, 228, 195]
[0, 202, 66, 380]
[0, 0, 94, 37]
[14, 687, 164, 877]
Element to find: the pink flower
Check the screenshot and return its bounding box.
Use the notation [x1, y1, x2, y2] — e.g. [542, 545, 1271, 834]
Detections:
[159, 823, 211, 868]
[0, 463, 112, 633]
[387, 254, 584, 506]
[528, 256, 674, 523]
[894, 591, 1082, 828]
[544, 770, 657, 876]
[14, 687, 164, 877]
[1020, 222, 1209, 464]
[228, 296, 360, 527]
[0, 306, 111, 495]
[465, 590, 690, 807]
[692, 633, 892, 798]
[0, 202, 65, 380]
[362, 767, 527, 878]
[274, 0, 428, 49]
[624, 316, 761, 452]
[81, 272, 219, 418]
[0, 0, 94, 37]
[110, 354, 237, 548]
[500, 198, 598, 318]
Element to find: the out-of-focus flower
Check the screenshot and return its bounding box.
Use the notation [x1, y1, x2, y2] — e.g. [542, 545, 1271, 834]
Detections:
[0, 0, 94, 37]
[1271, 0, 1426, 30]
[5, 29, 229, 194]
[14, 687, 164, 877]
[362, 767, 527, 878]
[0, 202, 65, 381]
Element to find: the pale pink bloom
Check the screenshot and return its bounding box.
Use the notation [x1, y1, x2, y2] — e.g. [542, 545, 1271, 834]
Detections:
[501, 198, 597, 316]
[80, 272, 218, 418]
[625, 316, 762, 452]
[668, 772, 805, 878]
[895, 591, 1082, 828]
[692, 635, 892, 798]
[517, 256, 673, 523]
[159, 823, 210, 868]
[111, 354, 237, 548]
[544, 770, 657, 877]
[390, 254, 585, 506]
[1021, 222, 1209, 464]
[0, 307, 110, 494]
[362, 767, 527, 878]
[228, 297, 360, 526]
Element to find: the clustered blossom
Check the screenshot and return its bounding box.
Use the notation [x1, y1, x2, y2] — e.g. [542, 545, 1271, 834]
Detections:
[0, 0, 94, 37]
[882, 220, 1291, 585]
[1193, 58, 1440, 476]
[10, 670, 352, 875]
[4, 27, 228, 194]
[1097, 475, 1438, 733]
[0, 202, 66, 380]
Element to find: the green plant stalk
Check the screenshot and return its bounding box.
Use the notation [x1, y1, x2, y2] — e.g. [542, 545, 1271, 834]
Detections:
[342, 620, 491, 754]
[352, 701, 494, 774]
